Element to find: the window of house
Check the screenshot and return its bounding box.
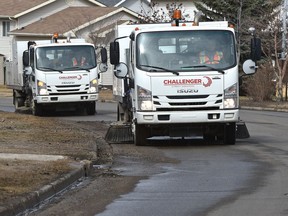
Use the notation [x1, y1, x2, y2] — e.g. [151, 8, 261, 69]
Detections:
[2, 21, 10, 36]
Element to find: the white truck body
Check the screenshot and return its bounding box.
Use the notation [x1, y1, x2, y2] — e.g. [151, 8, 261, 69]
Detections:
[110, 21, 257, 145]
[6, 37, 106, 115]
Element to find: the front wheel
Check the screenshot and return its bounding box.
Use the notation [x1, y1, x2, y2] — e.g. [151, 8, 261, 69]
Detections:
[223, 123, 236, 145]
[134, 123, 150, 146]
[86, 102, 96, 115]
[31, 100, 43, 116]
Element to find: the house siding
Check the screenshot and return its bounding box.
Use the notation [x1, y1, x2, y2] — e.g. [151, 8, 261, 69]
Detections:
[75, 11, 138, 86]
[0, 37, 13, 60]
[0, 55, 4, 84]
[0, 37, 12, 85]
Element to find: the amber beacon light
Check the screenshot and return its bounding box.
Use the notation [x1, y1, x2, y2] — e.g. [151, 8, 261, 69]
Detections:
[172, 9, 182, 26]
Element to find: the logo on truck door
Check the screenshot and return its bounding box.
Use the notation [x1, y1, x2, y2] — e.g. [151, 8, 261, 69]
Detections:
[163, 76, 212, 87]
[202, 76, 212, 87]
[59, 75, 82, 80]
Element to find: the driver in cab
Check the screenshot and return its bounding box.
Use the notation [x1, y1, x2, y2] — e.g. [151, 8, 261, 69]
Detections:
[72, 49, 88, 66]
[199, 37, 223, 64]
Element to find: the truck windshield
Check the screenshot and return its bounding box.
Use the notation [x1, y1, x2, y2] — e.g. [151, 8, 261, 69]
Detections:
[36, 45, 96, 71]
[136, 30, 236, 72]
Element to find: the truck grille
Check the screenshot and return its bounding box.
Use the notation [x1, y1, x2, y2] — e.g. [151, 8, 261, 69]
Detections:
[153, 94, 223, 111]
[47, 84, 89, 95]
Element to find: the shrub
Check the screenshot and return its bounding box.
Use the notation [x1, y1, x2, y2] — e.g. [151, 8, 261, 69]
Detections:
[243, 61, 275, 102]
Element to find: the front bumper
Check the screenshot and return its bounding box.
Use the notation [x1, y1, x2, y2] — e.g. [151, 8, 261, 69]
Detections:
[35, 93, 98, 104]
[135, 109, 239, 124]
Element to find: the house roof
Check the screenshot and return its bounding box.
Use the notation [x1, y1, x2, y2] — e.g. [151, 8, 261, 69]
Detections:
[96, 0, 150, 7]
[0, 0, 51, 17]
[0, 0, 106, 18]
[10, 6, 138, 36]
[96, 0, 120, 6]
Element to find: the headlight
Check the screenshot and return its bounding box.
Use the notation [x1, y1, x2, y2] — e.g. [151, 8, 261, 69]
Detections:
[37, 80, 48, 95]
[89, 79, 98, 93]
[137, 86, 153, 111]
[224, 83, 238, 109]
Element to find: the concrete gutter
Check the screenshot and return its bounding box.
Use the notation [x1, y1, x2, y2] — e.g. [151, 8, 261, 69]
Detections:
[0, 153, 66, 161]
[0, 157, 91, 216]
[241, 106, 288, 112]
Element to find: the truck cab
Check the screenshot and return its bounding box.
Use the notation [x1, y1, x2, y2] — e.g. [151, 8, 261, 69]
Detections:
[7, 35, 107, 116]
[109, 19, 260, 145]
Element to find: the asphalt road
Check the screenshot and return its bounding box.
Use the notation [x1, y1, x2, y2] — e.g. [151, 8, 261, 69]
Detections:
[93, 109, 288, 216]
[1, 97, 288, 215]
[0, 96, 117, 122]
[38, 109, 288, 215]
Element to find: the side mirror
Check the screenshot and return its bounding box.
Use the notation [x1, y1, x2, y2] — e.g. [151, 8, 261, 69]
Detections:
[29, 48, 35, 68]
[114, 62, 128, 79]
[23, 51, 29, 67]
[110, 42, 120, 65]
[243, 59, 257, 75]
[98, 63, 108, 73]
[251, 38, 261, 62]
[24, 66, 33, 76]
[100, 48, 107, 63]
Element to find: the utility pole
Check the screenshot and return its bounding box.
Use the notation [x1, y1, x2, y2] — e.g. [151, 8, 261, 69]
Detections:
[280, 0, 288, 101]
[282, 0, 287, 60]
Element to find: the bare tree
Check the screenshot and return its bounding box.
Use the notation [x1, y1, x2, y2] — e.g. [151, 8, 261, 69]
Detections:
[136, 2, 192, 23]
[260, 8, 288, 101]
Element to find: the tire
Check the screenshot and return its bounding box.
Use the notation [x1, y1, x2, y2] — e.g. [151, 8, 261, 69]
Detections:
[203, 134, 216, 144]
[31, 100, 43, 116]
[134, 123, 150, 146]
[117, 103, 122, 121]
[223, 123, 236, 145]
[86, 102, 96, 115]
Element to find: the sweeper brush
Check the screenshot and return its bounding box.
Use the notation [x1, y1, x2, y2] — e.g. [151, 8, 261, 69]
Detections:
[236, 120, 250, 139]
[105, 123, 133, 144]
[105, 120, 250, 144]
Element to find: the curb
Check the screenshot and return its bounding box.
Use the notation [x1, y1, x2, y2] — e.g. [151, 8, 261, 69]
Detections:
[0, 161, 92, 216]
[241, 106, 288, 112]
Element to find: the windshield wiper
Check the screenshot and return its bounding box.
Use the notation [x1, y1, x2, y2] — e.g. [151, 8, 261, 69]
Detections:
[181, 65, 225, 74]
[64, 66, 90, 72]
[140, 65, 179, 76]
[38, 67, 63, 73]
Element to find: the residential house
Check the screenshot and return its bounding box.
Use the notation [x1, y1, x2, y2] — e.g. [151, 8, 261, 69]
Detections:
[97, 0, 151, 14]
[0, 0, 198, 86]
[0, 0, 139, 86]
[97, 0, 197, 21]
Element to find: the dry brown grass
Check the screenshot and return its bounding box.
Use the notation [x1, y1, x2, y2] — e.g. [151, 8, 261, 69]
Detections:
[0, 159, 72, 203]
[0, 110, 110, 205]
[240, 96, 288, 110]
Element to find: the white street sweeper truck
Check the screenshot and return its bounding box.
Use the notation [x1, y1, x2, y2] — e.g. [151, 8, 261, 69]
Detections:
[106, 10, 261, 145]
[5, 33, 108, 116]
